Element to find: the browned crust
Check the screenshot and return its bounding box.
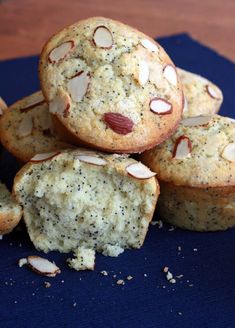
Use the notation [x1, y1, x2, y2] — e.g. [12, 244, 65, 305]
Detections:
[52, 111, 182, 154]
[39, 17, 183, 154]
[0, 92, 72, 162]
[157, 180, 235, 231]
[0, 207, 22, 235]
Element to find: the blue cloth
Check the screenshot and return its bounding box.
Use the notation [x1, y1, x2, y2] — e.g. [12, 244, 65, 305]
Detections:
[0, 34, 234, 328]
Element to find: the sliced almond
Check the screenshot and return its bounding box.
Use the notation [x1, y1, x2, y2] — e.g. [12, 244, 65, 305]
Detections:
[27, 256, 61, 277]
[221, 143, 235, 162]
[20, 93, 45, 113]
[49, 92, 71, 118]
[173, 136, 192, 159]
[126, 162, 156, 179]
[163, 65, 178, 87]
[206, 85, 220, 100]
[93, 26, 113, 48]
[0, 97, 7, 114]
[103, 112, 134, 135]
[67, 71, 90, 102]
[30, 151, 60, 163]
[181, 115, 212, 127]
[183, 95, 188, 113]
[76, 155, 107, 166]
[150, 98, 172, 115]
[138, 60, 149, 86]
[18, 116, 33, 138]
[48, 41, 74, 63]
[140, 39, 158, 53]
[229, 118, 235, 125]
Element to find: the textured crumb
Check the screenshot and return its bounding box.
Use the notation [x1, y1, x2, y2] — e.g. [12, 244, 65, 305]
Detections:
[100, 270, 108, 276]
[67, 247, 95, 271]
[13, 149, 158, 259]
[44, 281, 51, 288]
[18, 258, 28, 267]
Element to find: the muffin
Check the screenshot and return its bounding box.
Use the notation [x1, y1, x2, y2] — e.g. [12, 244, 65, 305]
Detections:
[13, 148, 159, 267]
[39, 17, 183, 153]
[0, 181, 22, 235]
[178, 68, 223, 117]
[141, 114, 235, 231]
[0, 91, 71, 162]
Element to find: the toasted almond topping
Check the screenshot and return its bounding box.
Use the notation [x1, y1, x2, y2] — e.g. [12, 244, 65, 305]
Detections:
[103, 112, 134, 135]
[93, 26, 113, 48]
[163, 65, 178, 86]
[67, 71, 90, 102]
[76, 155, 107, 166]
[49, 92, 71, 117]
[18, 116, 33, 138]
[221, 143, 235, 162]
[48, 41, 74, 63]
[20, 93, 45, 112]
[183, 95, 188, 113]
[0, 97, 7, 114]
[138, 60, 149, 86]
[27, 256, 61, 277]
[126, 162, 156, 179]
[140, 39, 158, 52]
[150, 97, 172, 114]
[30, 151, 60, 163]
[173, 136, 192, 159]
[206, 84, 221, 100]
[181, 115, 212, 127]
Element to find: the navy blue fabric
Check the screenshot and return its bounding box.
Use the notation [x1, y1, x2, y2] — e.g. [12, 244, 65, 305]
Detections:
[0, 34, 234, 328]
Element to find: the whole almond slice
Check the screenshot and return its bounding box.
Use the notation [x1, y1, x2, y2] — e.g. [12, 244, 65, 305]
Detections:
[140, 39, 158, 53]
[93, 26, 113, 48]
[0, 97, 7, 115]
[27, 256, 61, 277]
[18, 116, 33, 138]
[30, 151, 60, 163]
[206, 85, 220, 100]
[138, 60, 149, 86]
[163, 65, 178, 87]
[206, 84, 220, 100]
[103, 112, 134, 135]
[173, 136, 192, 159]
[48, 41, 74, 63]
[49, 92, 71, 117]
[67, 71, 90, 102]
[126, 162, 156, 179]
[181, 115, 212, 127]
[150, 98, 172, 115]
[221, 143, 235, 162]
[76, 155, 107, 166]
[20, 93, 45, 113]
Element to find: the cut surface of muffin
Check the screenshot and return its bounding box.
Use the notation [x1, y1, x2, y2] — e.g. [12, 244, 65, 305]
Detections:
[13, 149, 159, 261]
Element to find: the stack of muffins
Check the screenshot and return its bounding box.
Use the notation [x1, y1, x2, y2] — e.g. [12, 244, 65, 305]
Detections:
[0, 17, 234, 270]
